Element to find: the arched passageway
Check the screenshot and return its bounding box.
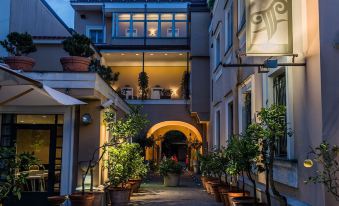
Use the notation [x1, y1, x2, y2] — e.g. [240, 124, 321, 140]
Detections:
[145, 121, 202, 168]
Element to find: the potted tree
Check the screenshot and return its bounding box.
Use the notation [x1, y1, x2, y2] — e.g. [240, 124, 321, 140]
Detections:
[0, 148, 38, 205]
[60, 33, 94, 72]
[160, 89, 173, 99]
[0, 32, 37, 71]
[89, 59, 119, 85]
[128, 144, 148, 193]
[138, 72, 149, 100]
[159, 158, 182, 187]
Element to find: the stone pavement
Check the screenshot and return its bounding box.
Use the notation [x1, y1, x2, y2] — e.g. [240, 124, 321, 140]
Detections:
[129, 172, 223, 206]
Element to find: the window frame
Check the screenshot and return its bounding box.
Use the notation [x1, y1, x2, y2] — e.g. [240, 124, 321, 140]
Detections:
[224, 1, 234, 52]
[225, 95, 234, 143]
[237, 0, 246, 32]
[113, 12, 188, 39]
[86, 25, 106, 44]
[214, 31, 221, 69]
[263, 67, 295, 159]
[238, 75, 255, 134]
[214, 108, 221, 151]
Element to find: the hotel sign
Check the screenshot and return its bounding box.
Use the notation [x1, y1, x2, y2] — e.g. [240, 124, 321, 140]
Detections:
[246, 0, 293, 56]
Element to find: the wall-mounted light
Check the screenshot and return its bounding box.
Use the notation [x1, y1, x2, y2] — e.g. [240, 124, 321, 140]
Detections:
[81, 113, 92, 125]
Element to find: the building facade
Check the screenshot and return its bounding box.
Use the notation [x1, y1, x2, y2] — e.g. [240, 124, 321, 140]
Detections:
[71, 0, 210, 163]
[208, 0, 339, 205]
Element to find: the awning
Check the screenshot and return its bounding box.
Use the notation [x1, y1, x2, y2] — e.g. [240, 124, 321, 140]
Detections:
[0, 64, 86, 106]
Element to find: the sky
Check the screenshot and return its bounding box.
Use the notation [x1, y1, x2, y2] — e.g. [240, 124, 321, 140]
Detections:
[45, 0, 74, 28]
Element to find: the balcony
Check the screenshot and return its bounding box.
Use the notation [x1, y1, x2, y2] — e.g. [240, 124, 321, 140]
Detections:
[71, 0, 193, 3]
[102, 52, 190, 104]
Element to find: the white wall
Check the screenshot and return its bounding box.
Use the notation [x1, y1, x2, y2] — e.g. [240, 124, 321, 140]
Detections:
[0, 0, 10, 56]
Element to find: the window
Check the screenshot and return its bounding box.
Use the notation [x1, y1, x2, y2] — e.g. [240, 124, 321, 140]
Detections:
[226, 100, 234, 141]
[86, 26, 105, 43]
[225, 2, 233, 51]
[273, 72, 287, 156]
[238, 77, 254, 133]
[114, 13, 187, 38]
[238, 0, 246, 31]
[215, 33, 220, 68]
[214, 110, 221, 150]
[116, 13, 145, 37]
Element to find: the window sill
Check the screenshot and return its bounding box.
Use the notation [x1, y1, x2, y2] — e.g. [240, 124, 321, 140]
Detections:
[273, 158, 298, 188]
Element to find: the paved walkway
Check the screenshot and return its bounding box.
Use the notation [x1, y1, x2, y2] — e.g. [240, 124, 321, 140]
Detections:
[129, 172, 223, 206]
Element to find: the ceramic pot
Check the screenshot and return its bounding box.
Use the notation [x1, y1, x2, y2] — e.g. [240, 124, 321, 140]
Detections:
[60, 56, 90, 72]
[69, 193, 95, 206]
[47, 195, 66, 206]
[4, 56, 35, 71]
[107, 187, 130, 206]
[231, 196, 256, 206]
[164, 173, 180, 187]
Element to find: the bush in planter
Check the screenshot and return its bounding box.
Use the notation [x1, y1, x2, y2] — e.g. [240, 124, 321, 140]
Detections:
[159, 158, 182, 187]
[61, 34, 95, 72]
[0, 32, 37, 71]
[0, 147, 39, 204]
[160, 89, 173, 99]
[89, 59, 119, 85]
[138, 72, 149, 100]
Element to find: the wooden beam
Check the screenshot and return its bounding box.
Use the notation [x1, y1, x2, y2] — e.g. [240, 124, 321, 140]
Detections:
[0, 88, 34, 106]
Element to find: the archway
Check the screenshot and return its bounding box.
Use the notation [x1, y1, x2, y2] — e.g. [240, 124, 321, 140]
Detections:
[161, 130, 187, 162]
[145, 121, 203, 168]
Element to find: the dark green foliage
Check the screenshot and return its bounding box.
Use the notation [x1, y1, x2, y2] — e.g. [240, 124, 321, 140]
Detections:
[138, 72, 149, 100]
[159, 158, 182, 176]
[0, 32, 37, 56]
[0, 147, 39, 203]
[62, 33, 94, 57]
[305, 141, 339, 201]
[207, 0, 215, 10]
[181, 71, 190, 100]
[89, 59, 119, 84]
[161, 89, 173, 97]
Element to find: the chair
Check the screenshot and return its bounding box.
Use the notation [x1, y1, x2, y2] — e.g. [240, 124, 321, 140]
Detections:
[151, 87, 163, 99]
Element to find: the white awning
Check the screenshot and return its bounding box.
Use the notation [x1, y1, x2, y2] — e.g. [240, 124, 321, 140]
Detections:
[0, 64, 86, 106]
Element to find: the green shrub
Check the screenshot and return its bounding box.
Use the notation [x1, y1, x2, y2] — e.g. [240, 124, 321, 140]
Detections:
[62, 33, 94, 57]
[0, 32, 36, 56]
[159, 158, 182, 176]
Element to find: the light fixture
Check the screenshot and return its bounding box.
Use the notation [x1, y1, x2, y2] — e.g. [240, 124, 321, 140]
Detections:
[81, 113, 92, 125]
[136, 53, 140, 56]
[149, 53, 154, 56]
[179, 53, 183, 56]
[164, 53, 168, 56]
[121, 53, 125, 56]
[42, 115, 47, 118]
[303, 159, 313, 168]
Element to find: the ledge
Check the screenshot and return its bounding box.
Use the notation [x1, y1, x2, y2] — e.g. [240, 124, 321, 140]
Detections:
[127, 99, 189, 105]
[273, 158, 298, 188]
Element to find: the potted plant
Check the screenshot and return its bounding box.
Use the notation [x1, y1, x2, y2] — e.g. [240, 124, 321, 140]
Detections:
[160, 89, 173, 99]
[159, 158, 182, 187]
[138, 72, 149, 100]
[128, 144, 148, 193]
[105, 143, 135, 205]
[189, 139, 202, 174]
[0, 32, 37, 71]
[181, 71, 190, 99]
[60, 33, 94, 72]
[0, 148, 38, 205]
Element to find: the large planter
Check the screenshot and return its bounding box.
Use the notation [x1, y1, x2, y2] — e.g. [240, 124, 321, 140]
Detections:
[193, 160, 199, 174]
[4, 56, 35, 71]
[129, 179, 142, 193]
[107, 187, 130, 206]
[60, 56, 90, 72]
[210, 182, 222, 202]
[163, 173, 180, 187]
[226, 191, 250, 206]
[69, 193, 95, 206]
[47, 196, 66, 206]
[205, 179, 219, 194]
[231, 196, 256, 206]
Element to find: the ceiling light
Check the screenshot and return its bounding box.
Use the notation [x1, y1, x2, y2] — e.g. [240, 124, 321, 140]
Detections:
[136, 53, 140, 56]
[121, 53, 125, 56]
[164, 53, 168, 56]
[42, 115, 47, 118]
[149, 53, 154, 56]
[179, 53, 183, 56]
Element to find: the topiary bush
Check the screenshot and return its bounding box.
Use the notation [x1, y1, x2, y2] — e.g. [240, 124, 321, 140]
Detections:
[159, 158, 182, 176]
[62, 33, 94, 57]
[0, 32, 37, 56]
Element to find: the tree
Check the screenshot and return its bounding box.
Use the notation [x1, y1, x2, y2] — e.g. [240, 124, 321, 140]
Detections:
[305, 141, 339, 201]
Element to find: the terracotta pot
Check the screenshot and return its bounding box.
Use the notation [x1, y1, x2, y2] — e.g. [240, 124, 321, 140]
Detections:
[107, 187, 130, 206]
[4, 56, 35, 71]
[210, 182, 222, 202]
[226, 191, 250, 206]
[164, 173, 180, 187]
[47, 195, 67, 206]
[69, 193, 95, 206]
[201, 176, 207, 189]
[231, 196, 256, 206]
[205, 180, 219, 194]
[129, 179, 142, 193]
[60, 56, 90, 72]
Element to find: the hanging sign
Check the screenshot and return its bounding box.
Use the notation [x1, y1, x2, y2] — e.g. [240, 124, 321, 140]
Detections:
[246, 0, 293, 56]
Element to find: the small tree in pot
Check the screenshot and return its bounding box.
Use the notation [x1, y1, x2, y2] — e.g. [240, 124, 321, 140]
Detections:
[138, 72, 149, 100]
[0, 32, 37, 71]
[61, 33, 94, 72]
[159, 158, 182, 187]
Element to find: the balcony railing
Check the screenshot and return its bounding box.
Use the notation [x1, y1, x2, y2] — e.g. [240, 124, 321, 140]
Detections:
[71, 0, 193, 3]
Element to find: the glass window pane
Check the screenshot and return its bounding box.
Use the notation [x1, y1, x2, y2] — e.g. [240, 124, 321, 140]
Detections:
[89, 30, 96, 42]
[16, 115, 55, 124]
[133, 13, 145, 20]
[147, 13, 159, 20]
[175, 22, 187, 37]
[133, 22, 144, 37]
[57, 115, 63, 124]
[118, 22, 130, 37]
[161, 22, 172, 37]
[147, 22, 158, 37]
[97, 30, 103, 43]
[175, 13, 187, 20]
[161, 13, 173, 20]
[118, 13, 130, 21]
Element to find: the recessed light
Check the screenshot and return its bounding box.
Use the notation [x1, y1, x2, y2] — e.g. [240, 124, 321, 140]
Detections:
[20, 120, 24, 123]
[164, 53, 168, 56]
[121, 53, 125, 56]
[42, 115, 47, 118]
[149, 53, 154, 56]
[136, 53, 140, 56]
[179, 53, 183, 56]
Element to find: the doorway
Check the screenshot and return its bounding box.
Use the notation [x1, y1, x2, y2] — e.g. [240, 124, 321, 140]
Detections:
[161, 131, 187, 163]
